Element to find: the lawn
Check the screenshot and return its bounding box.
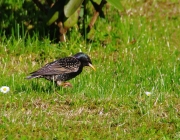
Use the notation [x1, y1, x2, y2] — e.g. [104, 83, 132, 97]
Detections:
[0, 0, 180, 139]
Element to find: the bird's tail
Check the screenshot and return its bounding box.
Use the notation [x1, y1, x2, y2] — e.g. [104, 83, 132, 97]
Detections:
[26, 75, 40, 79]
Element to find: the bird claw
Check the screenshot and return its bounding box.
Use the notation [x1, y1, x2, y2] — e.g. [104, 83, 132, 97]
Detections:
[62, 82, 72, 88]
[57, 81, 72, 88]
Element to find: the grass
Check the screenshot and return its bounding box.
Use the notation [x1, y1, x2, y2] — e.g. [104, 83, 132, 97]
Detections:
[1, 0, 180, 139]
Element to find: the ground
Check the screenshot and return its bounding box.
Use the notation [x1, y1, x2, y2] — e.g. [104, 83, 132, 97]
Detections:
[0, 0, 180, 139]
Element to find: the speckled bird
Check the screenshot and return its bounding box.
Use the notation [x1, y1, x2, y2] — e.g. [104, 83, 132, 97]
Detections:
[26, 52, 95, 87]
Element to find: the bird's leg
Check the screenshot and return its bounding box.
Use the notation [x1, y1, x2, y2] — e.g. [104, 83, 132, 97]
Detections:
[56, 81, 72, 88]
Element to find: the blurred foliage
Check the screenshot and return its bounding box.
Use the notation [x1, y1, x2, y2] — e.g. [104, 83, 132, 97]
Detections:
[0, 0, 121, 42]
[0, 1, 48, 38]
[107, 0, 122, 10]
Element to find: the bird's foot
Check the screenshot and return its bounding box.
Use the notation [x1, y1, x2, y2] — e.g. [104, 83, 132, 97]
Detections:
[57, 81, 72, 88]
[62, 82, 72, 88]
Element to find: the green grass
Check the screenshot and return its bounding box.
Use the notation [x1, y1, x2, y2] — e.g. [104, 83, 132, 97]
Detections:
[1, 0, 180, 139]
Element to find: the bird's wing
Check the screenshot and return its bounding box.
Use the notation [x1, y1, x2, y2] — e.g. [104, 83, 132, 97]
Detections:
[30, 57, 81, 76]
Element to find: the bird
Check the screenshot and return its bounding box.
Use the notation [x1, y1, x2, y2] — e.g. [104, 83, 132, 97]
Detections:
[26, 52, 96, 87]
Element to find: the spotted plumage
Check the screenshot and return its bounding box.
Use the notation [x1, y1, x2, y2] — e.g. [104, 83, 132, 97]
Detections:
[26, 52, 95, 87]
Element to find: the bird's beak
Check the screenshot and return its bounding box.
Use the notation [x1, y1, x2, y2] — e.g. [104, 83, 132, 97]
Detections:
[88, 63, 96, 71]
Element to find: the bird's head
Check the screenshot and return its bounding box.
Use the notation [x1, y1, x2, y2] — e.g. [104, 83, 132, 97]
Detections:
[74, 52, 96, 71]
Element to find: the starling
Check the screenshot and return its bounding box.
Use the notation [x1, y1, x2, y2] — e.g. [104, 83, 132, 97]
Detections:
[26, 52, 95, 87]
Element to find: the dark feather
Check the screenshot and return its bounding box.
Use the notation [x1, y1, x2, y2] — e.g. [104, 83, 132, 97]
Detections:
[28, 57, 80, 77]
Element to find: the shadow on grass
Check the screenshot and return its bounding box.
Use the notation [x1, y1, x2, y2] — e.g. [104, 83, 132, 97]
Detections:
[14, 79, 63, 94]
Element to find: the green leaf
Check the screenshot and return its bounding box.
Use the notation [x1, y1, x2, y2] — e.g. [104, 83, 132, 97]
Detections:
[64, 0, 84, 17]
[46, 1, 65, 26]
[47, 11, 59, 26]
[106, 0, 123, 10]
[63, 9, 79, 28]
